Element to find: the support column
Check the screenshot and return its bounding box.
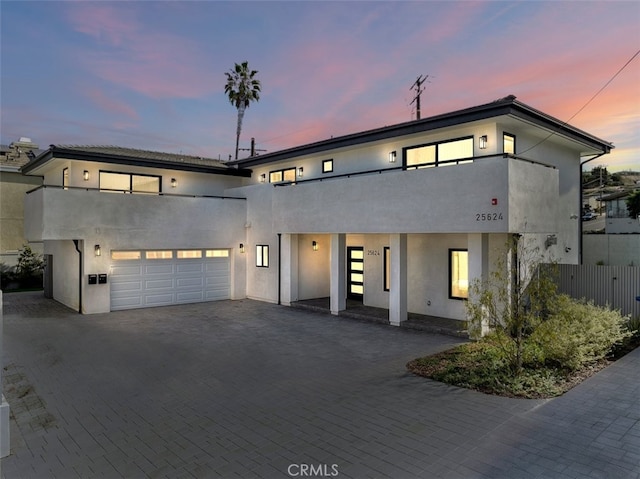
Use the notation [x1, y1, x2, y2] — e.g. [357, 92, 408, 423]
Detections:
[389, 234, 408, 326]
[468, 233, 490, 338]
[330, 234, 346, 315]
[280, 234, 298, 306]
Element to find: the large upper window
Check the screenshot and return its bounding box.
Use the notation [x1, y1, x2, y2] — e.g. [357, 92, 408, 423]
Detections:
[449, 249, 469, 299]
[405, 137, 473, 169]
[269, 168, 296, 183]
[99, 171, 161, 194]
[504, 133, 516, 154]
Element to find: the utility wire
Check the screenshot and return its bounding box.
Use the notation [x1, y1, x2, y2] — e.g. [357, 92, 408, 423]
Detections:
[519, 48, 640, 155]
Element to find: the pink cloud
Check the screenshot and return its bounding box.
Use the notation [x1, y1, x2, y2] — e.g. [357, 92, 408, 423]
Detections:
[65, 4, 213, 99]
[84, 88, 138, 120]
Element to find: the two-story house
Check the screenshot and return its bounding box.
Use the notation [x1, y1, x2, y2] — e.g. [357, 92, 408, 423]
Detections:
[21, 95, 612, 328]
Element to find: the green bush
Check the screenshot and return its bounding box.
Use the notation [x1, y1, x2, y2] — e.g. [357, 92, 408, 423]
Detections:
[530, 295, 630, 371]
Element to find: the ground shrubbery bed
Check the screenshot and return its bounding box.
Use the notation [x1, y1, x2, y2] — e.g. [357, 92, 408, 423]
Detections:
[407, 296, 638, 399]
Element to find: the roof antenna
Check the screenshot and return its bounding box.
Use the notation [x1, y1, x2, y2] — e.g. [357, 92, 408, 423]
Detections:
[409, 74, 431, 120]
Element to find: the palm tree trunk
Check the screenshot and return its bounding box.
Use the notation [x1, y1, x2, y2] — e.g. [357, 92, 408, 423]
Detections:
[235, 106, 246, 160]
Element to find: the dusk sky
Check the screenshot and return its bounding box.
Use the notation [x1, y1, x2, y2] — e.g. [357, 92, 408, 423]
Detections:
[2, 1, 639, 172]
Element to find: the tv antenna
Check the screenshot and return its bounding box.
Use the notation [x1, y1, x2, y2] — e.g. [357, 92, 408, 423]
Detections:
[409, 74, 431, 120]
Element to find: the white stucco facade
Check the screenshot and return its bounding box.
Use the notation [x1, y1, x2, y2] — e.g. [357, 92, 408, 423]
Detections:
[20, 96, 612, 327]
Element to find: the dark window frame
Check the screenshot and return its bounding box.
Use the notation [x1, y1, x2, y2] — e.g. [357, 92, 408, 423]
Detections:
[269, 167, 297, 183]
[403, 135, 474, 169]
[503, 132, 516, 154]
[99, 170, 162, 193]
[256, 244, 269, 268]
[448, 248, 469, 300]
[383, 246, 390, 292]
[62, 167, 69, 190]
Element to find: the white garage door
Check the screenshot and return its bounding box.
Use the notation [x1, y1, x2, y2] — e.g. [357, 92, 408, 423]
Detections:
[110, 249, 230, 311]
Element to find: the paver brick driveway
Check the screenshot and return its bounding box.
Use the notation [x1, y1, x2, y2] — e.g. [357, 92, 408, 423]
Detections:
[1, 292, 639, 478]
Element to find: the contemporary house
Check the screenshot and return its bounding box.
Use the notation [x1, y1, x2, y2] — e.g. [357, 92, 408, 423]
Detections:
[21, 95, 613, 327]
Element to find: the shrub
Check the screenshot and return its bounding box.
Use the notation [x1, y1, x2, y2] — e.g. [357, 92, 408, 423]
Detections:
[530, 295, 630, 371]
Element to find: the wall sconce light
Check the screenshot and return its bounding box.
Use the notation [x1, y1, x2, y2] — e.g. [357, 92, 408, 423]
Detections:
[94, 244, 101, 257]
[239, 243, 245, 253]
[260, 173, 266, 183]
[545, 234, 557, 249]
[389, 151, 397, 163]
[171, 178, 177, 188]
[312, 241, 318, 251]
[298, 167, 304, 178]
[83, 170, 90, 181]
[479, 135, 488, 149]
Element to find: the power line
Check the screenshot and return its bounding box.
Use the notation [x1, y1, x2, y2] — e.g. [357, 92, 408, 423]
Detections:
[519, 48, 640, 155]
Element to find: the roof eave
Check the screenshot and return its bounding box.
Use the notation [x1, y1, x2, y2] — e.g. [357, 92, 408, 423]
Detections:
[231, 96, 613, 167]
[22, 146, 252, 178]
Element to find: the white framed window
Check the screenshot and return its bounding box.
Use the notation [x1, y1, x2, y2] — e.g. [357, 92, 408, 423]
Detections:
[206, 249, 229, 257]
[146, 250, 173, 259]
[256, 245, 269, 267]
[177, 250, 202, 259]
[111, 251, 141, 260]
[449, 249, 469, 299]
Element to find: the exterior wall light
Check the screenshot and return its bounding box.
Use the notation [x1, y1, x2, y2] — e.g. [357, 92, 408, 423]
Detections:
[171, 178, 177, 188]
[312, 241, 318, 251]
[389, 151, 397, 163]
[239, 243, 245, 253]
[83, 170, 90, 181]
[260, 173, 266, 183]
[479, 135, 488, 149]
[94, 244, 101, 257]
[298, 167, 304, 178]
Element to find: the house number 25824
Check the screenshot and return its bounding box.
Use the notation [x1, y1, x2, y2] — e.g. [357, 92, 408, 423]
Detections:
[476, 213, 504, 221]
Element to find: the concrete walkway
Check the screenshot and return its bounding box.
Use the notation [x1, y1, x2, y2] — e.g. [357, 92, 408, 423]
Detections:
[1, 292, 639, 478]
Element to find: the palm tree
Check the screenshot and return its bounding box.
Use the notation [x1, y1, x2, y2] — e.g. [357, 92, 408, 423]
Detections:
[224, 61, 261, 160]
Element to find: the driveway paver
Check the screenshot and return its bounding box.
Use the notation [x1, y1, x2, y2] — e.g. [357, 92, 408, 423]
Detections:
[1, 291, 639, 478]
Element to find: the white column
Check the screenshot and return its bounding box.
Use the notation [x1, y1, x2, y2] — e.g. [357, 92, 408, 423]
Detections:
[468, 233, 490, 338]
[330, 234, 346, 315]
[389, 233, 407, 326]
[280, 234, 298, 306]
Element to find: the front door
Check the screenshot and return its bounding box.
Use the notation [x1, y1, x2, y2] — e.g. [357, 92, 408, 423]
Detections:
[347, 246, 364, 300]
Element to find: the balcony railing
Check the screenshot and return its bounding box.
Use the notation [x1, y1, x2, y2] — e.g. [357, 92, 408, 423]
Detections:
[26, 184, 246, 200]
[272, 153, 556, 187]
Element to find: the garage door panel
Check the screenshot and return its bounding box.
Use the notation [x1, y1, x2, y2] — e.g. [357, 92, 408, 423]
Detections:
[177, 277, 204, 288]
[111, 279, 142, 291]
[111, 265, 142, 276]
[177, 262, 205, 274]
[176, 291, 204, 302]
[144, 293, 175, 306]
[144, 264, 174, 275]
[145, 279, 174, 290]
[111, 251, 230, 311]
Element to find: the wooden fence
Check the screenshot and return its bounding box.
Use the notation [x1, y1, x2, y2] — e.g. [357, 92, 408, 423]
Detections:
[551, 264, 640, 318]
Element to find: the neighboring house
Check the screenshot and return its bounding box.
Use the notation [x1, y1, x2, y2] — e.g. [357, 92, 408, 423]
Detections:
[21, 95, 612, 327]
[603, 189, 640, 234]
[0, 137, 43, 267]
